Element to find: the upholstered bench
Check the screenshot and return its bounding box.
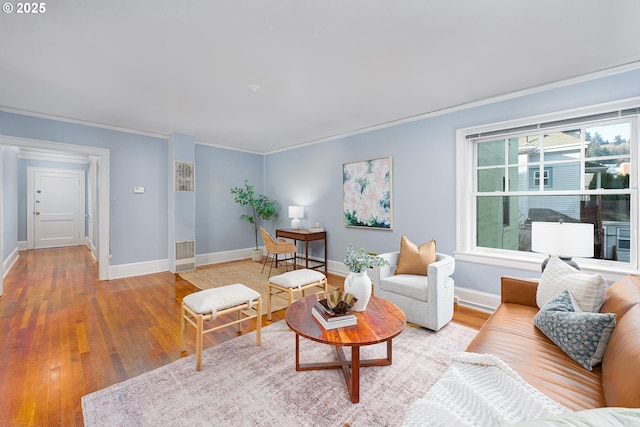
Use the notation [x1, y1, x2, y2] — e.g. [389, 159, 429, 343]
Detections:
[266, 269, 328, 320]
[181, 284, 262, 371]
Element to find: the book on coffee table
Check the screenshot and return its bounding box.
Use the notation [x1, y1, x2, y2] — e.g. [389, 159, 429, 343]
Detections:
[311, 307, 357, 329]
[314, 301, 356, 322]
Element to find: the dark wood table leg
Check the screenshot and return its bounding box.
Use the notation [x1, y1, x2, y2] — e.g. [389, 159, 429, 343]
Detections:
[304, 239, 309, 269]
[323, 234, 327, 272]
[351, 346, 360, 403]
[296, 337, 395, 404]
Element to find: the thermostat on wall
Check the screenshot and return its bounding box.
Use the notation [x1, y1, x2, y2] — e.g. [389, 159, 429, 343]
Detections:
[133, 186, 145, 194]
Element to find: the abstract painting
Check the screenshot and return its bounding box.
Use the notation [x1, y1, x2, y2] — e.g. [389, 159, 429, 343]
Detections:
[343, 157, 392, 229]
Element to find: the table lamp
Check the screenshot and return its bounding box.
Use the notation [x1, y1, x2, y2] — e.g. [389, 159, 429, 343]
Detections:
[531, 221, 594, 271]
[288, 206, 304, 229]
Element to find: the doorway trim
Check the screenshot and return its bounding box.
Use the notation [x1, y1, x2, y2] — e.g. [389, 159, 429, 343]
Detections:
[0, 135, 110, 280]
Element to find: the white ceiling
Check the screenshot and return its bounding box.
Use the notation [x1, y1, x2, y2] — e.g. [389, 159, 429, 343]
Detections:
[2, 1, 640, 154]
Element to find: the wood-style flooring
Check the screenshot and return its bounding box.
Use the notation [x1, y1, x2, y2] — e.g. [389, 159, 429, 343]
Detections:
[0, 246, 490, 426]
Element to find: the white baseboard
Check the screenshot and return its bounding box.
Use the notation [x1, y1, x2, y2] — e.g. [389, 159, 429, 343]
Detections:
[196, 247, 263, 266]
[18, 241, 27, 251]
[108, 259, 169, 280]
[3, 246, 20, 279]
[455, 286, 500, 313]
[108, 247, 264, 280]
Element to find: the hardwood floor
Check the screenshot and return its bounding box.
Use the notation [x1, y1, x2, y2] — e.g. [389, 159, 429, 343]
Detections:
[0, 246, 490, 426]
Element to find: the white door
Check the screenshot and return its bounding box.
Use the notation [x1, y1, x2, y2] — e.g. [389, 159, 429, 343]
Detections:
[27, 167, 85, 249]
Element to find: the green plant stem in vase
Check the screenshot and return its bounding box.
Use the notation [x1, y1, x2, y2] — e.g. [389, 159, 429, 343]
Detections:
[343, 244, 389, 311]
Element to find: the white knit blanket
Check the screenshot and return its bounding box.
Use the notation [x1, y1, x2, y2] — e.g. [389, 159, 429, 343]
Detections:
[402, 352, 571, 427]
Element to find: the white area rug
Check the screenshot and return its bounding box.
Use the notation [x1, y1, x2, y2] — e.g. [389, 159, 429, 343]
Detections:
[82, 320, 476, 426]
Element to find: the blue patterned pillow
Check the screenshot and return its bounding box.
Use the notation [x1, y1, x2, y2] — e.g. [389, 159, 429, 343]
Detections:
[533, 290, 616, 371]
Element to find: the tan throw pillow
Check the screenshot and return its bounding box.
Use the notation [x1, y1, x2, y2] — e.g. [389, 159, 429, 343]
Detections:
[395, 235, 436, 276]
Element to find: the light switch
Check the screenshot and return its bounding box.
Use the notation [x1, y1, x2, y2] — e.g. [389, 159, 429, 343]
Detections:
[133, 186, 145, 194]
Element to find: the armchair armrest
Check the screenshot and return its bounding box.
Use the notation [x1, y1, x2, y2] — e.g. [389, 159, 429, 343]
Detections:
[377, 251, 399, 278]
[371, 251, 398, 294]
[428, 253, 455, 282]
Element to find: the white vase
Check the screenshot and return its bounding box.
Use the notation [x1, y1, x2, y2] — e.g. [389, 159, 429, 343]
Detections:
[344, 271, 372, 312]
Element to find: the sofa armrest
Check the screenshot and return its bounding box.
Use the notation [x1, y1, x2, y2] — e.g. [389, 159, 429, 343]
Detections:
[501, 276, 539, 307]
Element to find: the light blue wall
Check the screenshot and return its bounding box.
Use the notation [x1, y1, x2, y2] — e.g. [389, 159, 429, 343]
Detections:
[2, 147, 19, 259]
[195, 143, 265, 253]
[169, 133, 196, 244]
[266, 68, 640, 296]
[0, 112, 169, 265]
[0, 113, 266, 268]
[2, 68, 640, 294]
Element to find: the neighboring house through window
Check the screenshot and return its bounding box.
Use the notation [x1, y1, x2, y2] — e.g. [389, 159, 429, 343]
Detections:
[456, 99, 639, 272]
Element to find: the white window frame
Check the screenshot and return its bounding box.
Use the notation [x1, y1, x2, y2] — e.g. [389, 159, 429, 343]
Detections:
[533, 169, 550, 187]
[456, 97, 640, 280]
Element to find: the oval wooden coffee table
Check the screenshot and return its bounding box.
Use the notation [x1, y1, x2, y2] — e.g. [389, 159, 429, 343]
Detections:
[285, 294, 406, 403]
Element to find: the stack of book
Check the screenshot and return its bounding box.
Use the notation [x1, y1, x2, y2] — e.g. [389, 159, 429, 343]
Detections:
[311, 301, 357, 330]
[308, 226, 324, 232]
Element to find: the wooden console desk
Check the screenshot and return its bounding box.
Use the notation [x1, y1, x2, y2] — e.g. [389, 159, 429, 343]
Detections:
[275, 229, 327, 273]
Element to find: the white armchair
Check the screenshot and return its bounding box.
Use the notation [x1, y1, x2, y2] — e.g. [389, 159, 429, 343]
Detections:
[371, 252, 455, 331]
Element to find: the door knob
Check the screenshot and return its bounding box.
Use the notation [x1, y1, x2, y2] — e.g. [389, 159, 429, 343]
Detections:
[35, 211, 40, 215]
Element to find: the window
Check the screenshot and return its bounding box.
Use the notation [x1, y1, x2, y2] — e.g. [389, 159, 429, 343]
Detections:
[457, 101, 639, 271]
[532, 168, 550, 187]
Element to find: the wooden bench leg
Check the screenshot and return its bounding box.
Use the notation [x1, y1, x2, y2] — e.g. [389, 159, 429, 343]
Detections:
[196, 313, 204, 371]
[267, 283, 273, 321]
[256, 298, 262, 346]
[181, 303, 187, 353]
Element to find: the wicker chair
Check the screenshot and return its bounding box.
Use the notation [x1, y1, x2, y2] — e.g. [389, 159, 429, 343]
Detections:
[259, 227, 297, 277]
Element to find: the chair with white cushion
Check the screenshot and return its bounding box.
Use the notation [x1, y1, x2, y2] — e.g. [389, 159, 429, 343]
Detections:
[266, 269, 328, 320]
[181, 283, 262, 371]
[371, 236, 455, 331]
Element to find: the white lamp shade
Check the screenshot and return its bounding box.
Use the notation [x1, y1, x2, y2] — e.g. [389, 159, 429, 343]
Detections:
[531, 222, 594, 258]
[288, 206, 304, 219]
[288, 206, 304, 229]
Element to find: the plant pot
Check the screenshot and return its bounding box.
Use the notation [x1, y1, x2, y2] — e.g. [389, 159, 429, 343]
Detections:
[251, 249, 263, 262]
[344, 271, 372, 312]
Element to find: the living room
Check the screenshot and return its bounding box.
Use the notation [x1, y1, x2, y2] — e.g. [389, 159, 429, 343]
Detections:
[2, 2, 640, 425]
[3, 69, 640, 305]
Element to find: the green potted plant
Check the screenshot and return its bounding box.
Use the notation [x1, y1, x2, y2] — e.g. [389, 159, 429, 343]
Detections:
[230, 180, 279, 261]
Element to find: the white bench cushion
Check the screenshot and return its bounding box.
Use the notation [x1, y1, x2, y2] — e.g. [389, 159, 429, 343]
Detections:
[268, 269, 325, 290]
[183, 284, 260, 316]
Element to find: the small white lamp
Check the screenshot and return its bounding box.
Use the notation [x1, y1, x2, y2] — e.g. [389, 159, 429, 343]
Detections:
[288, 206, 304, 229]
[531, 221, 594, 271]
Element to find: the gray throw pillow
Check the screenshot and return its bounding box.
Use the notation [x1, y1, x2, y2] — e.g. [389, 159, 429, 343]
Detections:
[533, 290, 616, 371]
